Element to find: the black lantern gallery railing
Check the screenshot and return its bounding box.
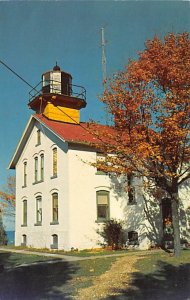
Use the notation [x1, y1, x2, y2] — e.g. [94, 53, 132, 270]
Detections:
[29, 80, 86, 103]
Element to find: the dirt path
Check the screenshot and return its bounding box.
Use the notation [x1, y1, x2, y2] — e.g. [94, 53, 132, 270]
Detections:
[76, 254, 143, 300]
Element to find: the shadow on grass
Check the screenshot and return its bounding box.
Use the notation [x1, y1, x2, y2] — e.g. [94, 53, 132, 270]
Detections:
[0, 258, 79, 299]
[0, 252, 12, 267]
[105, 261, 190, 300]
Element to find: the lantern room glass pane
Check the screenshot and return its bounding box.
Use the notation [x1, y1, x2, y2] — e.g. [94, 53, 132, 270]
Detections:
[42, 73, 50, 87]
[51, 72, 61, 94]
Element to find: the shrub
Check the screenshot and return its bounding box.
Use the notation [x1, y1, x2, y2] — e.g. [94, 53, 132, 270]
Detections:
[98, 219, 126, 250]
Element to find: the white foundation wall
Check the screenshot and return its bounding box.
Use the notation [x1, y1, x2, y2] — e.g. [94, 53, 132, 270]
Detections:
[15, 122, 69, 249]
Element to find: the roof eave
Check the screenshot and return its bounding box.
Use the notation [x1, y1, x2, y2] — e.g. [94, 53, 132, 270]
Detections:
[8, 114, 67, 169]
[8, 115, 35, 169]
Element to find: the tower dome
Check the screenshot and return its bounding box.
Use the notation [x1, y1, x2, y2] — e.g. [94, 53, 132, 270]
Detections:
[53, 63, 61, 71]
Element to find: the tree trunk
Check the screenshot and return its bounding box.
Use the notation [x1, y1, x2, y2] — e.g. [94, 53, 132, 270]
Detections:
[171, 191, 181, 257]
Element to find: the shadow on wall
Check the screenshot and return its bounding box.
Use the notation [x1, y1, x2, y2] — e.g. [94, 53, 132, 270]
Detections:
[104, 261, 190, 300]
[143, 195, 163, 246]
[179, 179, 190, 242]
[110, 175, 163, 248]
[0, 254, 78, 300]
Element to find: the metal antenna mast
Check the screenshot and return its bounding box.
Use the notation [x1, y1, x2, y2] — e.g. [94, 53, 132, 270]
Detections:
[101, 27, 109, 124]
[101, 27, 107, 83]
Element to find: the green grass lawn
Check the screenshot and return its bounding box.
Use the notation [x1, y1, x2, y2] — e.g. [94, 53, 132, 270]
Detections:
[0, 250, 116, 299]
[107, 250, 190, 300]
[0, 249, 189, 299]
[136, 249, 190, 274]
[71, 256, 117, 293]
[0, 250, 61, 268]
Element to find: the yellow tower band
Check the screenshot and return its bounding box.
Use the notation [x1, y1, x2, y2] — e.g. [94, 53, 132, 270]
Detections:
[43, 102, 80, 124]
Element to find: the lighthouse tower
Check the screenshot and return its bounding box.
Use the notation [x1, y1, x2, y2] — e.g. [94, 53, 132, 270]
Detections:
[28, 64, 86, 124]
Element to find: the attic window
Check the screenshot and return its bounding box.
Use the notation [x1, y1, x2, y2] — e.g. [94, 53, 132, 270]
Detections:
[36, 129, 41, 145]
[23, 161, 27, 187]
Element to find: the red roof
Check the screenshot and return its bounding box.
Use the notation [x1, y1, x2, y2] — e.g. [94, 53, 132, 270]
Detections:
[34, 114, 113, 146]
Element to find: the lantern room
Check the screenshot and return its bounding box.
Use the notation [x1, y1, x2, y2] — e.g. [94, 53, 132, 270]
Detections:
[42, 64, 72, 96]
[28, 64, 86, 124]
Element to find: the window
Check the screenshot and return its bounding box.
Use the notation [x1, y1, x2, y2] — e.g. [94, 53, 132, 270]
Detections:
[21, 234, 27, 246]
[128, 231, 138, 245]
[52, 193, 58, 223]
[52, 148, 57, 177]
[37, 129, 41, 145]
[162, 198, 172, 236]
[96, 153, 106, 175]
[23, 162, 27, 187]
[127, 174, 136, 204]
[51, 234, 58, 249]
[34, 153, 44, 183]
[40, 154, 44, 181]
[23, 200, 27, 226]
[36, 196, 42, 224]
[34, 157, 38, 183]
[97, 190, 110, 221]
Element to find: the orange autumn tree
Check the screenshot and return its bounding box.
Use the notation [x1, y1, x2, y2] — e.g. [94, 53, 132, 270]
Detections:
[93, 33, 190, 257]
[0, 176, 15, 216]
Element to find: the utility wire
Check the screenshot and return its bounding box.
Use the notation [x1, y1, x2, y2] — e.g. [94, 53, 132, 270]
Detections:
[0, 59, 39, 93]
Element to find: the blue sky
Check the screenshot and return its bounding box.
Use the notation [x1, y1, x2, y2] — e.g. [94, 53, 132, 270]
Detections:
[0, 1, 189, 229]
